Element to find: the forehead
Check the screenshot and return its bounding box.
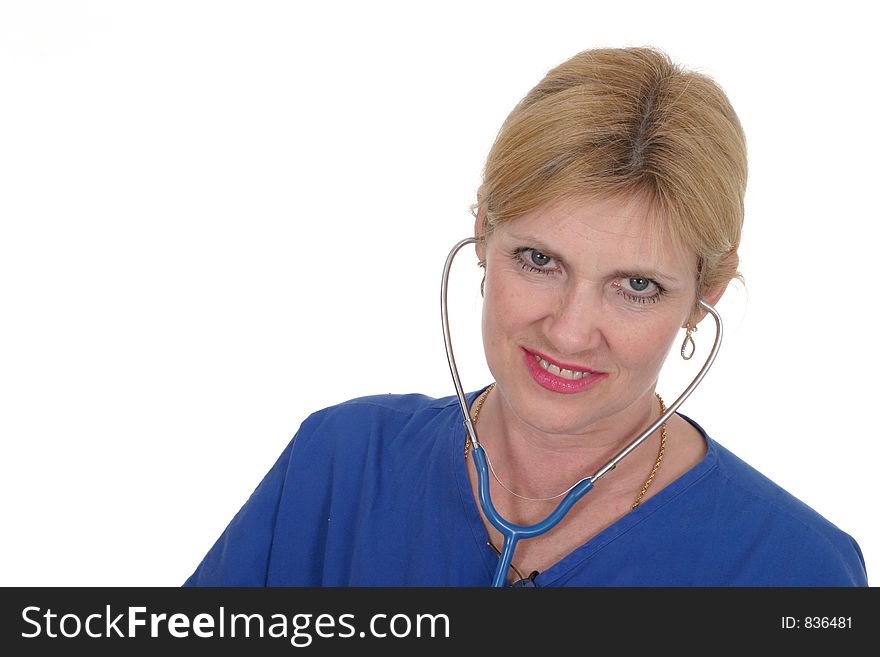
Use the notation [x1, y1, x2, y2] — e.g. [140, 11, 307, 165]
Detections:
[494, 194, 697, 275]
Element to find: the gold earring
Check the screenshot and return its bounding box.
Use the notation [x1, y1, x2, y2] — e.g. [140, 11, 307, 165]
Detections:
[681, 323, 697, 360]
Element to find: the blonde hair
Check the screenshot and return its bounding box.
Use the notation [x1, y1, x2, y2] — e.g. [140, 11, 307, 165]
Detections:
[478, 47, 747, 297]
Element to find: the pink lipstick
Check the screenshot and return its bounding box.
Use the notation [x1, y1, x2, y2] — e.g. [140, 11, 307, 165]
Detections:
[522, 349, 607, 394]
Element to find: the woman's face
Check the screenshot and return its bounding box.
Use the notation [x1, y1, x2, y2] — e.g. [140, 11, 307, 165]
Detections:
[479, 193, 700, 436]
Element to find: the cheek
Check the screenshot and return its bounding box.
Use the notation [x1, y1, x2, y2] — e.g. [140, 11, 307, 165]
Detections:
[481, 282, 511, 354]
[481, 274, 537, 368]
[607, 319, 680, 373]
[482, 271, 547, 335]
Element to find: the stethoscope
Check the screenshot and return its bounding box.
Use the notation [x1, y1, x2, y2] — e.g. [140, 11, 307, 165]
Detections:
[441, 237, 724, 587]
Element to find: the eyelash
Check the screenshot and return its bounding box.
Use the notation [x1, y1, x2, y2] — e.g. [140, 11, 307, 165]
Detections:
[510, 247, 666, 304]
[512, 247, 557, 275]
[614, 278, 666, 304]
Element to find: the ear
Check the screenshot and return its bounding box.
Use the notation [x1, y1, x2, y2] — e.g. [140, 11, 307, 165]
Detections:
[685, 281, 727, 327]
[685, 251, 738, 328]
[473, 199, 487, 264]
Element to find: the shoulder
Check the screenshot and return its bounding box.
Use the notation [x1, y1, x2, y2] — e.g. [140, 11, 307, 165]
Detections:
[297, 391, 464, 439]
[317, 391, 462, 419]
[711, 439, 850, 540]
[681, 417, 867, 585]
[287, 389, 479, 465]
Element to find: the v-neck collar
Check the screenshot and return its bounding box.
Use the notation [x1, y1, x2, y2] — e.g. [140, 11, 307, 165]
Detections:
[450, 388, 719, 586]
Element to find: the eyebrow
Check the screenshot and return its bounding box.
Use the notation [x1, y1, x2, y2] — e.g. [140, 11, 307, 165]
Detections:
[501, 230, 685, 285]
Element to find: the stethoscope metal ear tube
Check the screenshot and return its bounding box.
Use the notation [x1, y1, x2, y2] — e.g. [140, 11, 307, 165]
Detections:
[441, 237, 724, 587]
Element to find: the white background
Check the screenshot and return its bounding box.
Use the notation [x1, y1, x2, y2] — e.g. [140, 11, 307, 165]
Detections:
[1, 0, 876, 586]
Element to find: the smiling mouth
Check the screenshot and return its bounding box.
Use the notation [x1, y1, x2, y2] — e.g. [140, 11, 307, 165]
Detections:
[531, 353, 593, 380]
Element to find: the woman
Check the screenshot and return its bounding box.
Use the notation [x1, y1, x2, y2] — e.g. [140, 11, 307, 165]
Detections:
[184, 47, 867, 586]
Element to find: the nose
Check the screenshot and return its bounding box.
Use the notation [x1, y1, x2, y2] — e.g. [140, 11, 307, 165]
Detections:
[542, 281, 605, 356]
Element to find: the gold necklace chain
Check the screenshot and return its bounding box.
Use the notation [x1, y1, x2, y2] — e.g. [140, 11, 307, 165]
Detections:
[465, 383, 667, 509]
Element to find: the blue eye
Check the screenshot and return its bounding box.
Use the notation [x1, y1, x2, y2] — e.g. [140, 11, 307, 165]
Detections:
[530, 251, 551, 267]
[512, 247, 558, 275]
[615, 276, 665, 304]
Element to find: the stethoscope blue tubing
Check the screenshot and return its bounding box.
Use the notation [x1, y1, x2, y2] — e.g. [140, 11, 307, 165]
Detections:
[471, 446, 594, 587]
[441, 237, 723, 587]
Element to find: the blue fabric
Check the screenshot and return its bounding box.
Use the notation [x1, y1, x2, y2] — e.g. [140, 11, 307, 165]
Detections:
[184, 389, 868, 587]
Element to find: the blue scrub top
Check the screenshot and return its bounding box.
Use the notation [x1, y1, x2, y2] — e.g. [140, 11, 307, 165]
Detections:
[184, 389, 867, 586]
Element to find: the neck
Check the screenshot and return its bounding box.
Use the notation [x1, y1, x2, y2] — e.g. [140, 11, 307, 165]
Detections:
[474, 386, 663, 502]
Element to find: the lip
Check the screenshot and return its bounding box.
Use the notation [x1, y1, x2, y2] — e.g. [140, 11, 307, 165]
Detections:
[522, 348, 608, 394]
